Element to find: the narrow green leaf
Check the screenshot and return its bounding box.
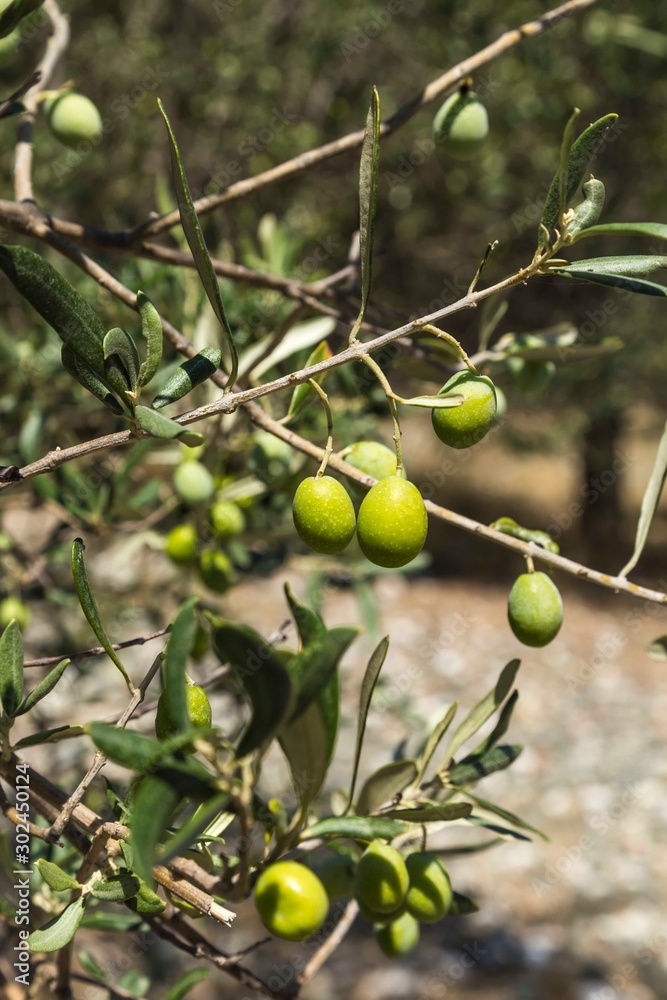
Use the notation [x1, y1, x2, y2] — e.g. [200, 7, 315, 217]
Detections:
[125, 879, 167, 915]
[490, 517, 559, 554]
[158, 101, 238, 385]
[280, 699, 332, 808]
[442, 660, 520, 764]
[0, 245, 106, 373]
[71, 538, 132, 686]
[620, 418, 667, 577]
[415, 703, 458, 783]
[15, 658, 70, 716]
[159, 792, 229, 867]
[286, 626, 358, 723]
[557, 108, 581, 224]
[118, 971, 151, 998]
[15, 724, 85, 748]
[301, 815, 407, 843]
[91, 873, 141, 902]
[162, 598, 198, 736]
[462, 791, 548, 841]
[399, 393, 465, 409]
[0, 618, 23, 716]
[284, 583, 327, 646]
[538, 113, 618, 248]
[0, 1, 45, 40]
[87, 723, 162, 771]
[77, 951, 107, 980]
[286, 340, 332, 420]
[347, 636, 390, 808]
[36, 859, 80, 892]
[647, 636, 667, 662]
[211, 619, 293, 758]
[350, 86, 381, 339]
[572, 222, 667, 243]
[555, 255, 667, 277]
[134, 405, 204, 447]
[130, 773, 182, 882]
[28, 897, 86, 953]
[164, 969, 210, 1000]
[474, 690, 519, 754]
[243, 317, 336, 379]
[381, 802, 473, 823]
[451, 891, 479, 915]
[446, 745, 523, 785]
[103, 327, 140, 394]
[566, 177, 605, 238]
[356, 759, 418, 816]
[552, 268, 667, 297]
[152, 347, 222, 408]
[79, 911, 143, 932]
[136, 291, 163, 388]
[61, 347, 124, 414]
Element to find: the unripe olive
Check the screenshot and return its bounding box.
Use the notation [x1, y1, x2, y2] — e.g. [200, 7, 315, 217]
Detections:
[164, 524, 198, 564]
[155, 683, 212, 742]
[433, 90, 489, 159]
[354, 842, 409, 915]
[45, 92, 103, 149]
[292, 475, 356, 555]
[209, 500, 245, 541]
[254, 861, 329, 941]
[0, 597, 30, 631]
[405, 852, 453, 923]
[508, 571, 563, 647]
[507, 357, 555, 395]
[198, 550, 233, 593]
[357, 897, 406, 925]
[251, 431, 295, 485]
[374, 911, 420, 958]
[346, 441, 397, 483]
[313, 854, 357, 903]
[431, 372, 497, 449]
[356, 477, 428, 568]
[173, 461, 215, 506]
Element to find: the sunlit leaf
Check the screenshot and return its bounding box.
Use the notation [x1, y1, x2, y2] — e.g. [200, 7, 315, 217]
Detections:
[619, 418, 667, 577]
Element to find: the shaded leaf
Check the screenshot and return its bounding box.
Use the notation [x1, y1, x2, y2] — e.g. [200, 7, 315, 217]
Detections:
[79, 911, 144, 932]
[0, 618, 23, 716]
[415, 703, 458, 783]
[286, 626, 357, 723]
[15, 724, 85, 748]
[287, 340, 333, 419]
[381, 802, 473, 823]
[137, 291, 163, 388]
[91, 873, 141, 902]
[555, 255, 667, 277]
[165, 968, 210, 1000]
[551, 268, 667, 297]
[347, 636, 390, 808]
[71, 538, 132, 686]
[61, 347, 124, 414]
[572, 222, 667, 243]
[159, 792, 229, 867]
[284, 582, 327, 646]
[162, 597, 199, 736]
[159, 101, 237, 385]
[103, 327, 140, 393]
[0, 0, 44, 37]
[451, 891, 479, 915]
[130, 773, 182, 882]
[77, 951, 107, 980]
[620, 418, 667, 577]
[87, 723, 163, 771]
[301, 815, 407, 843]
[134, 405, 204, 447]
[280, 699, 332, 808]
[15, 658, 70, 716]
[350, 86, 380, 339]
[474, 691, 519, 755]
[28, 897, 86, 953]
[356, 759, 418, 816]
[442, 660, 520, 764]
[446, 745, 523, 786]
[153, 347, 222, 408]
[490, 517, 559, 554]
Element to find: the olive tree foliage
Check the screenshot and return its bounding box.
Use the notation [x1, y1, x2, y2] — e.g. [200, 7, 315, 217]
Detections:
[0, 0, 666, 996]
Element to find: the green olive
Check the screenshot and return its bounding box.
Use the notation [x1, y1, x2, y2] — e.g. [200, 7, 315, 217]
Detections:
[251, 431, 295, 485]
[0, 596, 30, 631]
[346, 441, 397, 483]
[45, 92, 103, 149]
[198, 550, 233, 592]
[354, 842, 409, 915]
[357, 897, 406, 925]
[506, 335, 555, 395]
[508, 571, 563, 647]
[292, 475, 356, 555]
[312, 854, 357, 902]
[254, 861, 329, 941]
[173, 461, 215, 506]
[374, 911, 420, 958]
[356, 477, 428, 568]
[431, 372, 497, 449]
[155, 684, 213, 743]
[405, 852, 453, 923]
[209, 500, 245, 541]
[164, 524, 198, 564]
[432, 90, 489, 159]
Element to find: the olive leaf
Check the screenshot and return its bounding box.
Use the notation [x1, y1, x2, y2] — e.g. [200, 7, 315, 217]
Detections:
[0, 618, 23, 717]
[490, 516, 559, 554]
[557, 107, 581, 225]
[460, 791, 548, 841]
[280, 698, 333, 808]
[36, 859, 80, 892]
[571, 222, 667, 244]
[473, 689, 519, 754]
[446, 744, 523, 785]
[79, 911, 144, 932]
[566, 177, 605, 237]
[355, 759, 418, 816]
[61, 347, 124, 414]
[165, 969, 210, 1000]
[14, 657, 71, 716]
[414, 703, 458, 783]
[619, 417, 667, 578]
[91, 873, 141, 902]
[152, 347, 222, 409]
[346, 635, 390, 809]
[14, 724, 85, 748]
[0, 0, 45, 39]
[451, 891, 479, 915]
[242, 316, 336, 380]
[284, 582, 327, 646]
[158, 100, 238, 386]
[134, 405, 204, 447]
[552, 255, 667, 277]
[71, 537, 133, 688]
[350, 85, 381, 340]
[647, 637, 667, 662]
[130, 773, 182, 883]
[285, 625, 358, 724]
[103, 327, 141, 394]
[441, 659, 520, 765]
[381, 802, 473, 823]
[162, 597, 199, 735]
[397, 393, 465, 409]
[159, 791, 229, 867]
[137, 291, 163, 388]
[300, 815, 408, 843]
[28, 897, 86, 953]
[286, 340, 332, 420]
[538, 113, 618, 249]
[551, 268, 667, 297]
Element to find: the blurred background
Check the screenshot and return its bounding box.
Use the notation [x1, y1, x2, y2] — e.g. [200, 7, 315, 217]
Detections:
[1, 0, 667, 997]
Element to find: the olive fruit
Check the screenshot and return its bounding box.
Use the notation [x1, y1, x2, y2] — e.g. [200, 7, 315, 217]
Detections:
[209, 500, 245, 541]
[433, 90, 489, 159]
[357, 897, 406, 925]
[405, 852, 453, 923]
[374, 911, 420, 958]
[506, 335, 555, 396]
[251, 431, 295, 485]
[0, 596, 30, 631]
[313, 854, 357, 903]
[357, 477, 428, 568]
[45, 92, 103, 149]
[155, 683, 212, 742]
[164, 524, 198, 564]
[508, 571, 563, 647]
[292, 475, 356, 555]
[346, 441, 397, 483]
[354, 842, 409, 915]
[431, 372, 497, 449]
[198, 550, 233, 593]
[254, 861, 329, 941]
[173, 461, 215, 506]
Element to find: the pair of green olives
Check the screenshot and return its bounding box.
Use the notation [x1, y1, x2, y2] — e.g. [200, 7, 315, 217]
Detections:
[292, 471, 428, 569]
[508, 571, 563, 647]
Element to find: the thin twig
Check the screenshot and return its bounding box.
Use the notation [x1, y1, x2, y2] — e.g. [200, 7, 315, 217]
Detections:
[296, 899, 359, 990]
[23, 627, 170, 668]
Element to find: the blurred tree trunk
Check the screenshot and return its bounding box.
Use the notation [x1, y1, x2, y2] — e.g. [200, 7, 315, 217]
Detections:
[581, 367, 623, 570]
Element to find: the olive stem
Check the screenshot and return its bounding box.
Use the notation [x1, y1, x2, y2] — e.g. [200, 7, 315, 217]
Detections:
[308, 378, 335, 477]
[360, 355, 404, 475]
[526, 555, 536, 573]
[419, 324, 477, 373]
